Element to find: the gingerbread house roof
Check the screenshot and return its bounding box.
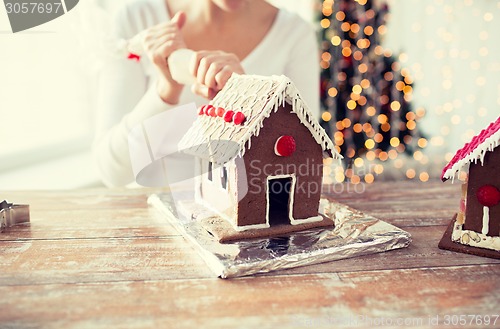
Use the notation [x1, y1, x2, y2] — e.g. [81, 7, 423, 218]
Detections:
[178, 75, 340, 164]
[441, 116, 500, 181]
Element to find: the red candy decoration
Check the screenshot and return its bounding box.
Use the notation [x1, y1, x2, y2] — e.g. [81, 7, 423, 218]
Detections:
[224, 110, 234, 123]
[476, 185, 500, 207]
[198, 105, 206, 115]
[204, 105, 214, 116]
[209, 107, 217, 117]
[233, 111, 246, 125]
[216, 107, 225, 117]
[274, 135, 296, 157]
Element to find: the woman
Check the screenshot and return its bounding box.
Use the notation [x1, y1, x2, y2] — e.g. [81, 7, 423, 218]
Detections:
[93, 0, 320, 187]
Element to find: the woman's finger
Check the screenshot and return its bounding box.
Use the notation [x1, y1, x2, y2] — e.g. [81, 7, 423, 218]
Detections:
[195, 54, 218, 85]
[171, 11, 187, 29]
[191, 83, 217, 100]
[189, 50, 210, 77]
[198, 53, 234, 87]
[204, 60, 225, 89]
[191, 83, 208, 99]
[214, 65, 234, 90]
[189, 51, 245, 97]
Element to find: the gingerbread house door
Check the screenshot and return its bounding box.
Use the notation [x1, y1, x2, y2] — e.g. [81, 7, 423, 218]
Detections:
[266, 174, 296, 226]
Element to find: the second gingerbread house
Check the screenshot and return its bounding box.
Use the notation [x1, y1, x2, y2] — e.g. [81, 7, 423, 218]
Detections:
[439, 116, 500, 258]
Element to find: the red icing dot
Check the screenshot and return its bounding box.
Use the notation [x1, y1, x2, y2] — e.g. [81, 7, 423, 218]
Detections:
[127, 53, 141, 61]
[216, 107, 225, 117]
[224, 110, 234, 123]
[275, 135, 296, 157]
[233, 111, 246, 125]
[477, 185, 500, 207]
[204, 105, 214, 116]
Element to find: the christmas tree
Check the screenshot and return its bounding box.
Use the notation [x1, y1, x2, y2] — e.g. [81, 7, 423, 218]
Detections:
[319, 0, 427, 183]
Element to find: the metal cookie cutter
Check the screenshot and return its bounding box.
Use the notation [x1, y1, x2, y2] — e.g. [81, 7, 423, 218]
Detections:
[0, 200, 30, 232]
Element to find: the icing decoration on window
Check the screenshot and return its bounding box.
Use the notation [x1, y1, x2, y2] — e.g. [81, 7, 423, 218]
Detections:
[275, 135, 296, 157]
[476, 184, 500, 235]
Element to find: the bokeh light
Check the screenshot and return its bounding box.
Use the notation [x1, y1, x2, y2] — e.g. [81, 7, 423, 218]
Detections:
[315, 0, 495, 186]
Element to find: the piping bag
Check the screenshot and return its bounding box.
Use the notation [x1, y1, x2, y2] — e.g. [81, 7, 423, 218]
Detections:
[127, 31, 196, 85]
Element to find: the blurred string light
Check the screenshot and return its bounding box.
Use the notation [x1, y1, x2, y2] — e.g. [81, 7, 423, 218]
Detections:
[388, 0, 499, 176]
[319, 0, 428, 184]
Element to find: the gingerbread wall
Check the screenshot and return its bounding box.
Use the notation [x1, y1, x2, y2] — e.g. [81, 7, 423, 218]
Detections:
[237, 104, 324, 227]
[464, 149, 500, 236]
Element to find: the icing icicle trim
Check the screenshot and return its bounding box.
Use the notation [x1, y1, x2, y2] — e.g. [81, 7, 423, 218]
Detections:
[442, 116, 500, 181]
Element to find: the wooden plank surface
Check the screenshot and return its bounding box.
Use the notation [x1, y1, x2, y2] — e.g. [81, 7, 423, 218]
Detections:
[323, 181, 460, 227]
[2, 226, 499, 286]
[1, 265, 498, 329]
[0, 181, 499, 329]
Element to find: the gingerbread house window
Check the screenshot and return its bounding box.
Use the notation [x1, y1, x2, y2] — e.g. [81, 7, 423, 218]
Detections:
[221, 166, 228, 189]
[207, 161, 213, 181]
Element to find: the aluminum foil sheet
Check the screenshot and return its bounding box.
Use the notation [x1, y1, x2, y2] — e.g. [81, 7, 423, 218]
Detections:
[148, 192, 411, 278]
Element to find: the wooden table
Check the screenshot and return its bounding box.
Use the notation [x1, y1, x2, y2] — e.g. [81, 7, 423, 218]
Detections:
[1, 181, 499, 328]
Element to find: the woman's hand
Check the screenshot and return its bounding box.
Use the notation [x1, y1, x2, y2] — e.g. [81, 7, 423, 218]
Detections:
[142, 12, 187, 104]
[189, 51, 245, 100]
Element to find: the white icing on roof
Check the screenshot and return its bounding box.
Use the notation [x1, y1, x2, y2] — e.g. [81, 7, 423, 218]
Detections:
[441, 116, 500, 181]
[178, 74, 340, 164]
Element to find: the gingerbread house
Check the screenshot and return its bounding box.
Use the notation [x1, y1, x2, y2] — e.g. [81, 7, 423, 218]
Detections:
[178, 75, 341, 235]
[439, 116, 500, 258]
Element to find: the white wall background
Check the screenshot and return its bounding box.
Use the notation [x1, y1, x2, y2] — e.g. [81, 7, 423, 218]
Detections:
[0, 4, 100, 189]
